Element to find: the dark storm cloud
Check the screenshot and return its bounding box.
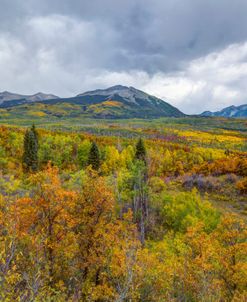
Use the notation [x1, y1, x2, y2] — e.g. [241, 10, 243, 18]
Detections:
[1, 0, 247, 113]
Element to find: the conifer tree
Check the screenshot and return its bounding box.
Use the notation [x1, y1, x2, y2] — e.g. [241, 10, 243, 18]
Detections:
[88, 141, 100, 170]
[22, 125, 39, 172]
[135, 138, 147, 164]
[134, 138, 148, 244]
[31, 124, 38, 143]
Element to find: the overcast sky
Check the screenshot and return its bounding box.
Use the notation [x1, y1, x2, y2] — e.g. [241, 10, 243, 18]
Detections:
[1, 0, 247, 113]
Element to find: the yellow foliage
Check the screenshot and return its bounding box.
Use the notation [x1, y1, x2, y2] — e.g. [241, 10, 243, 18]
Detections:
[102, 100, 123, 107]
[27, 111, 47, 117]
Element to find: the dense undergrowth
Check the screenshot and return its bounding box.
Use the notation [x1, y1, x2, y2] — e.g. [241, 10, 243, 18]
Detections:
[0, 117, 246, 301]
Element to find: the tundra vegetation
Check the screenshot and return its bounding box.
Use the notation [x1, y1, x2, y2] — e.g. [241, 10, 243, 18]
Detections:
[0, 116, 246, 301]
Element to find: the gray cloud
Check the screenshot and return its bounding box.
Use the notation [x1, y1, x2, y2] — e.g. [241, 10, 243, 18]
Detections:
[0, 0, 247, 113]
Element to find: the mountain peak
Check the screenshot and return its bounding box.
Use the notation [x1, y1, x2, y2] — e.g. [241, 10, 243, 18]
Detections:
[74, 85, 184, 118]
[106, 85, 128, 91]
[1, 91, 12, 95]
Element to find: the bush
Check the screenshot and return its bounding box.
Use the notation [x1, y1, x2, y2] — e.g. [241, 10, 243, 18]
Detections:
[236, 177, 247, 194]
[225, 173, 239, 184]
[162, 189, 220, 233]
[182, 174, 220, 192]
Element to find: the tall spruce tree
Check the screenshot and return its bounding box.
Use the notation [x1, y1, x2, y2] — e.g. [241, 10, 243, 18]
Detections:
[135, 138, 147, 164]
[31, 124, 38, 143]
[134, 138, 148, 244]
[23, 125, 39, 172]
[87, 141, 100, 170]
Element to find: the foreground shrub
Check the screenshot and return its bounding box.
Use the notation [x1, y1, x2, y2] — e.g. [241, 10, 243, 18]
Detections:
[182, 174, 220, 192]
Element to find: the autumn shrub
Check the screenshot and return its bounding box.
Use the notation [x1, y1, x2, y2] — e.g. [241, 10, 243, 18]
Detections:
[225, 173, 239, 184]
[195, 157, 247, 177]
[236, 158, 247, 176]
[162, 189, 220, 233]
[182, 174, 220, 192]
[236, 177, 247, 194]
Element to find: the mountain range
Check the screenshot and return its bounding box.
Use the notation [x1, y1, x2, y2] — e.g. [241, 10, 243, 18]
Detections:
[201, 104, 247, 118]
[0, 91, 59, 107]
[0, 86, 247, 119]
[0, 86, 184, 119]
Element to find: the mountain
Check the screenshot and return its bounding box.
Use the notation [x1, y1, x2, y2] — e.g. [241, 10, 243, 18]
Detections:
[0, 91, 59, 107]
[44, 85, 184, 118]
[0, 86, 184, 119]
[201, 104, 247, 118]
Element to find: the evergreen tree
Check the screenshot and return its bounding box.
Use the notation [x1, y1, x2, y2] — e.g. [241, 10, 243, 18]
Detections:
[134, 138, 148, 244]
[23, 125, 39, 172]
[135, 138, 147, 164]
[87, 141, 100, 170]
[31, 124, 38, 143]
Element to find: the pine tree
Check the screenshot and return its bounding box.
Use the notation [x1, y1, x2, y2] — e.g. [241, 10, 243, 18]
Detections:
[135, 138, 147, 164]
[87, 141, 100, 170]
[31, 124, 38, 143]
[23, 125, 39, 172]
[134, 138, 148, 244]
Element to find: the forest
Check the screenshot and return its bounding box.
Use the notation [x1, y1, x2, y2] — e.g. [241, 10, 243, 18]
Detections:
[0, 117, 246, 301]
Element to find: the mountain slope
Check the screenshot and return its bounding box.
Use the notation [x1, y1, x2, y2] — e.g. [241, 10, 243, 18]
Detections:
[0, 91, 59, 107]
[0, 86, 184, 119]
[201, 104, 247, 118]
[42, 85, 184, 118]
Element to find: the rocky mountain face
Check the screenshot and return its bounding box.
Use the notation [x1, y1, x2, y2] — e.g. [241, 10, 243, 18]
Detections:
[70, 85, 185, 118]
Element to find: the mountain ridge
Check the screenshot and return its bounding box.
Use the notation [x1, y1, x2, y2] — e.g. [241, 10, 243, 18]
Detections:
[201, 104, 247, 118]
[0, 86, 184, 119]
[0, 91, 59, 107]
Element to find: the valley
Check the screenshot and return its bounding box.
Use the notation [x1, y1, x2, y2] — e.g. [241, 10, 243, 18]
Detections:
[0, 87, 246, 301]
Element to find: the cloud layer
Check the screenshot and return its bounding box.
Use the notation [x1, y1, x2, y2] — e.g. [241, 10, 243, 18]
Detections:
[1, 0, 247, 113]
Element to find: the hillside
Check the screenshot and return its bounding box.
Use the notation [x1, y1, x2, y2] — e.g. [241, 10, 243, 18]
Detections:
[0, 117, 246, 301]
[0, 86, 184, 119]
[201, 104, 247, 118]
